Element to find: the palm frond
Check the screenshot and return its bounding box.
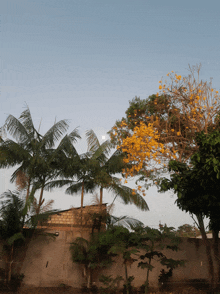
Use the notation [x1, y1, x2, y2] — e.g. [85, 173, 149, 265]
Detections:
[44, 179, 75, 191]
[0, 190, 25, 213]
[55, 133, 80, 159]
[19, 105, 35, 137]
[40, 199, 54, 213]
[41, 119, 69, 148]
[68, 128, 81, 143]
[0, 140, 30, 168]
[86, 129, 100, 152]
[91, 140, 111, 163]
[65, 182, 83, 195]
[4, 114, 29, 143]
[105, 149, 126, 174]
[108, 215, 144, 229]
[109, 184, 149, 211]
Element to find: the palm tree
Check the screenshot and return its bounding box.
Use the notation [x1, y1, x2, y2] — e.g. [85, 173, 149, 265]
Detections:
[45, 130, 149, 213]
[85, 129, 149, 210]
[0, 190, 26, 283]
[0, 106, 81, 213]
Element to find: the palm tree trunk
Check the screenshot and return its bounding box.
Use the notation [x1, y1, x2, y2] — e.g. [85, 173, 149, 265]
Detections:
[100, 187, 103, 205]
[8, 244, 14, 283]
[81, 181, 84, 208]
[81, 181, 85, 228]
[36, 185, 45, 215]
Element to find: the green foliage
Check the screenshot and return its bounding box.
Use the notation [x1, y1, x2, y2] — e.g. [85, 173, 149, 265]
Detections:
[134, 225, 184, 294]
[45, 129, 149, 211]
[0, 106, 81, 213]
[176, 224, 200, 237]
[159, 131, 220, 233]
[0, 190, 25, 240]
[99, 274, 123, 294]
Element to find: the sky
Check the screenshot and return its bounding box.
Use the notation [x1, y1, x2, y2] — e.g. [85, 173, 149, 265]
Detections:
[1, 0, 220, 229]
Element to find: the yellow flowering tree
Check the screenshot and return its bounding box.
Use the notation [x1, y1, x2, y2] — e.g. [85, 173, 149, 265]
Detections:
[109, 65, 220, 185]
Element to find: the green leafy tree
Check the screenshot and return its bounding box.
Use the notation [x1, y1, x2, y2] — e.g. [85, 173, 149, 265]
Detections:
[176, 224, 200, 238]
[108, 226, 139, 294]
[134, 225, 184, 294]
[158, 129, 220, 289]
[70, 229, 119, 289]
[109, 66, 220, 194]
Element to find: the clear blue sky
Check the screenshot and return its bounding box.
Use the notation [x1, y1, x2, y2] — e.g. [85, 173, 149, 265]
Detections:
[1, 0, 220, 228]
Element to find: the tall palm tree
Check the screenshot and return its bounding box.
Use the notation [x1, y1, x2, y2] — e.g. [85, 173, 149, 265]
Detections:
[44, 143, 98, 209]
[0, 106, 80, 213]
[85, 129, 149, 211]
[45, 130, 149, 212]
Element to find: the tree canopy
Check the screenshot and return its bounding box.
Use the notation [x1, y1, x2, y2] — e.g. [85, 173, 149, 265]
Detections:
[109, 66, 220, 187]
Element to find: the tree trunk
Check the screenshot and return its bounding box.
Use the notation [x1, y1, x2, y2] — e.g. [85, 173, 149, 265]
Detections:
[196, 213, 215, 288]
[87, 266, 91, 289]
[145, 258, 151, 294]
[81, 181, 84, 228]
[8, 244, 14, 283]
[124, 263, 129, 294]
[100, 187, 103, 205]
[36, 185, 45, 215]
[26, 179, 31, 201]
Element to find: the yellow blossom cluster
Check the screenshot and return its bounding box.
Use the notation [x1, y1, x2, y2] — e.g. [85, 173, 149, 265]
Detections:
[117, 121, 169, 178]
[109, 65, 220, 193]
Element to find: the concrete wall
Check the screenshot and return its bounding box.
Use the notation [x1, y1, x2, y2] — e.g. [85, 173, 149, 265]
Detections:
[1, 205, 218, 289]
[19, 230, 218, 289]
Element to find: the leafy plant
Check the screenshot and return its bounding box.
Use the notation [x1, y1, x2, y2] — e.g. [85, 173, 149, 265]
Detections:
[134, 225, 185, 294]
[99, 274, 123, 294]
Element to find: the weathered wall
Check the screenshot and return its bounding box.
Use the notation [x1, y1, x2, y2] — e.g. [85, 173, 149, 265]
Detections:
[19, 230, 219, 289]
[38, 204, 106, 231]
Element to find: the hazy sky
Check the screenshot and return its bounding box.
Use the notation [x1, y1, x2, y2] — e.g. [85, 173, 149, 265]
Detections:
[1, 0, 220, 229]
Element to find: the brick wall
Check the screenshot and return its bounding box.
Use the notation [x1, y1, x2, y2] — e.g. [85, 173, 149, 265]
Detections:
[38, 204, 107, 231]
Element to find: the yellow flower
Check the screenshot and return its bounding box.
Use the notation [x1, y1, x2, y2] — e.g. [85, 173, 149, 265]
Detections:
[171, 129, 174, 132]
[177, 131, 181, 136]
[216, 91, 219, 94]
[159, 85, 162, 90]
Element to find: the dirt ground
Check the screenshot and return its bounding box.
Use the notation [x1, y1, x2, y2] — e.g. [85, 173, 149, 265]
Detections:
[0, 286, 213, 294]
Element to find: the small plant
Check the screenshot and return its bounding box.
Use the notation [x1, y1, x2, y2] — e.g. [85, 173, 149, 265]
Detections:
[99, 275, 123, 294]
[158, 268, 172, 290]
[123, 275, 134, 294]
[58, 283, 68, 287]
[135, 225, 185, 294]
